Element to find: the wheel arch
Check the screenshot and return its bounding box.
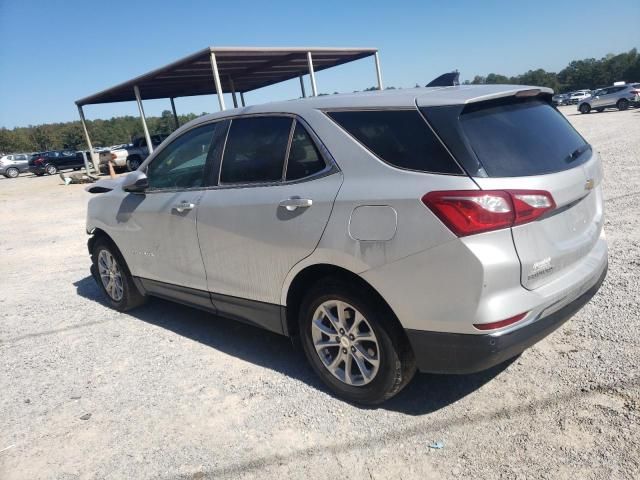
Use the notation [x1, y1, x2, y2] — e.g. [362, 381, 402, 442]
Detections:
[283, 263, 408, 346]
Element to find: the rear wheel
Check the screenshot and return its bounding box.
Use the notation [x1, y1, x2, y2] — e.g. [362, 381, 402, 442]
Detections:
[91, 237, 146, 311]
[617, 99, 629, 111]
[45, 164, 58, 175]
[5, 167, 19, 178]
[579, 103, 591, 114]
[299, 278, 415, 405]
[126, 156, 141, 171]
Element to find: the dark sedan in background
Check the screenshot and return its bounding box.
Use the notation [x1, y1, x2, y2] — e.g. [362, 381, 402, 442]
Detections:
[28, 150, 86, 175]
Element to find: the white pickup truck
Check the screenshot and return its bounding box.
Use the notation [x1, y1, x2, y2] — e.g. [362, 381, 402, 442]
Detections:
[98, 135, 168, 172]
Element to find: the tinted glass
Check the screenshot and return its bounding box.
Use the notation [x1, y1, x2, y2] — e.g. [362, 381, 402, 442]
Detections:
[460, 99, 589, 177]
[327, 110, 461, 174]
[220, 116, 292, 184]
[146, 123, 218, 190]
[286, 123, 326, 181]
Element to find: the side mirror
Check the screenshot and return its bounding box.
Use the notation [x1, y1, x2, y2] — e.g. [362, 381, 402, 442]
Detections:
[122, 170, 149, 193]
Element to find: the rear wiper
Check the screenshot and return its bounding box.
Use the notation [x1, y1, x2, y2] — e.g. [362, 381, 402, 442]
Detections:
[564, 144, 592, 164]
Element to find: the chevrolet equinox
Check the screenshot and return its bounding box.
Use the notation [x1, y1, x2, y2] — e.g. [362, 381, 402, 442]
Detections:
[86, 85, 608, 404]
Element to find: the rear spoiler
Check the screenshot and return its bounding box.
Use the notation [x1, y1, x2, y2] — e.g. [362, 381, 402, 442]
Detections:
[426, 71, 460, 87]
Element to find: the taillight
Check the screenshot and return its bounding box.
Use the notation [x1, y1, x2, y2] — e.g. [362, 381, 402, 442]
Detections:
[422, 189, 556, 236]
[474, 312, 528, 331]
[34, 157, 44, 165]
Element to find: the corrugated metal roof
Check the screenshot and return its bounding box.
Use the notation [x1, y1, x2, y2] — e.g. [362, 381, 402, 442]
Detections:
[76, 47, 377, 106]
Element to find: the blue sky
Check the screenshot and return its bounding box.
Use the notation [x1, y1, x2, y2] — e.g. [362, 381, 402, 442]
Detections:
[1, 0, 638, 128]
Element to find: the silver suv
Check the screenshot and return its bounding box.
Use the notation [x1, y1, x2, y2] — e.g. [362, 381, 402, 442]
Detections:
[578, 83, 640, 113]
[86, 85, 608, 404]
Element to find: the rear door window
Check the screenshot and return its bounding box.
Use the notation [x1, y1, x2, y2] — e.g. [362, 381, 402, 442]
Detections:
[326, 110, 461, 174]
[458, 99, 590, 177]
[285, 122, 326, 181]
[220, 116, 293, 184]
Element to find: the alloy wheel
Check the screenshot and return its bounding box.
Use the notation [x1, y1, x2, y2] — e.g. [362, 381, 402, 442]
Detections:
[6, 168, 19, 178]
[311, 300, 380, 386]
[97, 249, 124, 301]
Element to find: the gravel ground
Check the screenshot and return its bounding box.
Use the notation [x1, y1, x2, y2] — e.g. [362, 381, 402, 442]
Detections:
[1, 106, 639, 480]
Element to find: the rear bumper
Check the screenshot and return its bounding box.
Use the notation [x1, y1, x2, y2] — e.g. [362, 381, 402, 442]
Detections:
[28, 165, 45, 174]
[406, 262, 607, 374]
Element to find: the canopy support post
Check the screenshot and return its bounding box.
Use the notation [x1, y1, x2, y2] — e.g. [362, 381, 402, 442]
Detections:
[299, 76, 306, 98]
[210, 51, 226, 111]
[134, 85, 153, 154]
[170, 97, 179, 129]
[307, 52, 318, 96]
[229, 78, 238, 108]
[77, 105, 99, 173]
[374, 52, 383, 90]
[240, 92, 246, 107]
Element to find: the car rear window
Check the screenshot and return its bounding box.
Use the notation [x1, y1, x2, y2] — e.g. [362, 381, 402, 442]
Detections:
[326, 110, 462, 174]
[459, 99, 590, 177]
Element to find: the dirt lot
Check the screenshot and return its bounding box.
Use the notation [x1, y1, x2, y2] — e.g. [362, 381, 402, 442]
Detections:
[1, 107, 639, 480]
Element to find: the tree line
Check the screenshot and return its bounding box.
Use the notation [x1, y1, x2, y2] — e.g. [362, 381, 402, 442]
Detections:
[465, 48, 640, 92]
[0, 110, 203, 155]
[1, 48, 638, 154]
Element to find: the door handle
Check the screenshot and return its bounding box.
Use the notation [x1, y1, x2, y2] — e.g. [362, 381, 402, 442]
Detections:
[279, 197, 313, 211]
[173, 201, 195, 213]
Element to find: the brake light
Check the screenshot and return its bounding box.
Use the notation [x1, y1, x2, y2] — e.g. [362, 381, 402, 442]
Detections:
[422, 190, 556, 236]
[474, 312, 528, 331]
[34, 157, 44, 165]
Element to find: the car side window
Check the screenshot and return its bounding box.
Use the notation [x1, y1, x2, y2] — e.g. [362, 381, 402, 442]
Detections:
[146, 123, 219, 190]
[327, 110, 462, 174]
[285, 122, 326, 181]
[219, 116, 293, 184]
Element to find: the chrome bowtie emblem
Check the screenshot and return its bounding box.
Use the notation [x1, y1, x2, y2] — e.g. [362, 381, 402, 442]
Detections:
[585, 178, 595, 191]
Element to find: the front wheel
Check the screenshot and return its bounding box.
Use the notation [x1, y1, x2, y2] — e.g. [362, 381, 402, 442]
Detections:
[579, 103, 591, 114]
[299, 278, 415, 405]
[617, 99, 629, 111]
[91, 237, 146, 311]
[45, 164, 58, 175]
[5, 167, 19, 178]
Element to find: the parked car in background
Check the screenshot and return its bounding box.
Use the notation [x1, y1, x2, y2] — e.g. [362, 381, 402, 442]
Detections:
[28, 150, 86, 175]
[552, 93, 571, 106]
[86, 85, 607, 404]
[568, 90, 591, 104]
[99, 135, 167, 172]
[578, 83, 640, 113]
[0, 153, 33, 178]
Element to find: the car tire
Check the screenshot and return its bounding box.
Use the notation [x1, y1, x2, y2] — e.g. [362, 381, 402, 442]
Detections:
[579, 103, 591, 114]
[596, 108, 605, 112]
[617, 99, 629, 111]
[5, 167, 19, 178]
[45, 164, 58, 175]
[91, 237, 147, 312]
[298, 277, 416, 405]
[126, 156, 141, 171]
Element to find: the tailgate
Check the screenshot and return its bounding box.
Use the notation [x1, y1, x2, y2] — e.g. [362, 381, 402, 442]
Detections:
[475, 155, 604, 289]
[421, 93, 606, 290]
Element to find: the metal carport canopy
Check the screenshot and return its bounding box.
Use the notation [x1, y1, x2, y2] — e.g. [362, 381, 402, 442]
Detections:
[75, 46, 381, 106]
[75, 46, 382, 173]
